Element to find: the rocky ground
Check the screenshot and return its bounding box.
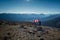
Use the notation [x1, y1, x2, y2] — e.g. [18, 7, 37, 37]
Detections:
[0, 21, 60, 40]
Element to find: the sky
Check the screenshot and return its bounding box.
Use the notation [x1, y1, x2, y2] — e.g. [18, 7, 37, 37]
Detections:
[0, 0, 60, 14]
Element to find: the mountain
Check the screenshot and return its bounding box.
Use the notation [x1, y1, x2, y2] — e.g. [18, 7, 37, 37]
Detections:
[0, 13, 51, 21]
[0, 13, 60, 28]
[42, 15, 60, 28]
[0, 21, 60, 40]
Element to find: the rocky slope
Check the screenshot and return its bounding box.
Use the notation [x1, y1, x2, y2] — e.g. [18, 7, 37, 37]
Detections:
[0, 21, 60, 40]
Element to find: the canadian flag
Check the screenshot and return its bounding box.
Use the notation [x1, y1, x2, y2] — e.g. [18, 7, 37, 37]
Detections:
[34, 19, 40, 22]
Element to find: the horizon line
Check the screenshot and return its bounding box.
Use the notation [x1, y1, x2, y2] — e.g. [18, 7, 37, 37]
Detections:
[0, 12, 60, 14]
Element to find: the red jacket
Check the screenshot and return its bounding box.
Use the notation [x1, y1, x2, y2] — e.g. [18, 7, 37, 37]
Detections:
[34, 19, 40, 23]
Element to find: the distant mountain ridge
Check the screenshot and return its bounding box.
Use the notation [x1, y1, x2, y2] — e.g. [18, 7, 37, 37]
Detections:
[0, 13, 51, 21]
[0, 13, 60, 28]
[42, 15, 60, 28]
[0, 13, 60, 21]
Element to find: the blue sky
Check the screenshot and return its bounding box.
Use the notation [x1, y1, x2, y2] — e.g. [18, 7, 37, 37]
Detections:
[0, 0, 60, 14]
